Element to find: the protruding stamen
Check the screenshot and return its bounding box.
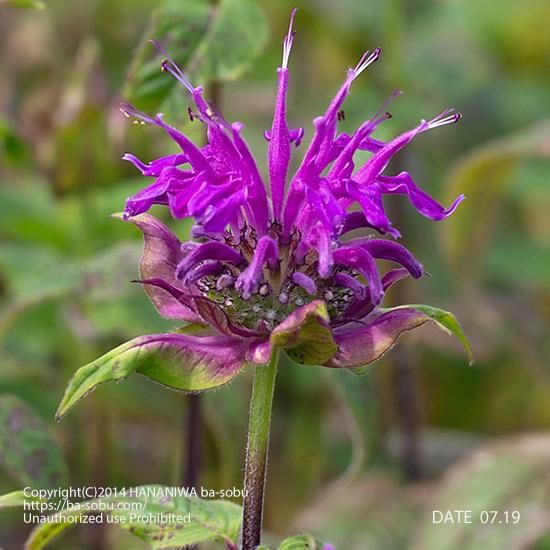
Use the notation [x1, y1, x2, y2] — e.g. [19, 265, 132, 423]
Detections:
[352, 47, 381, 79]
[150, 39, 195, 94]
[427, 108, 461, 129]
[372, 89, 403, 121]
[119, 103, 158, 125]
[282, 8, 298, 70]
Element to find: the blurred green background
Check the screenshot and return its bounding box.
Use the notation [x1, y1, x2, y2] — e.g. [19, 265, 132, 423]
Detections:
[1, 0, 550, 548]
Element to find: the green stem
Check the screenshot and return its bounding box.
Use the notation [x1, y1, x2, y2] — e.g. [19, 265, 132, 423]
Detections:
[241, 350, 279, 549]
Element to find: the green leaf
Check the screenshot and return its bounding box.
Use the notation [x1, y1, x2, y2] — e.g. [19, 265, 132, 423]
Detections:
[412, 435, 550, 550]
[389, 304, 473, 365]
[124, 0, 268, 112]
[271, 301, 338, 366]
[279, 534, 326, 549]
[0, 490, 45, 509]
[442, 120, 550, 278]
[56, 334, 247, 420]
[25, 486, 242, 549]
[0, 395, 67, 488]
[0, 0, 45, 9]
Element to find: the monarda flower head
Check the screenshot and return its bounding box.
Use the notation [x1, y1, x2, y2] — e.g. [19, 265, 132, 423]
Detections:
[57, 11, 470, 416]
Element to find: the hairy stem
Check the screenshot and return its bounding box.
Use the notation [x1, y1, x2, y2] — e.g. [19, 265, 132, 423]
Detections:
[241, 350, 279, 549]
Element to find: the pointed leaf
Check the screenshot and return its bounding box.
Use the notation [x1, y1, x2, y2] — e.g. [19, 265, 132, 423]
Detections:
[328, 305, 472, 368]
[25, 486, 242, 549]
[396, 304, 473, 364]
[0, 395, 67, 488]
[114, 212, 201, 323]
[56, 333, 247, 420]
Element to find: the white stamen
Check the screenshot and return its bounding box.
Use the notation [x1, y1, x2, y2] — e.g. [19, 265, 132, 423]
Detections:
[281, 8, 298, 70]
[352, 47, 381, 80]
[427, 108, 461, 129]
[150, 39, 195, 94]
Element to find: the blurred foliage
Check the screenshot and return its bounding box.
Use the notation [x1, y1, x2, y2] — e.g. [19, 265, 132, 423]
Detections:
[125, 0, 268, 115]
[0, 395, 67, 489]
[0, 0, 549, 548]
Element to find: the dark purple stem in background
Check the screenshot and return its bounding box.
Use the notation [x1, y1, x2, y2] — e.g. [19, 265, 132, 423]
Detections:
[181, 83, 222, 541]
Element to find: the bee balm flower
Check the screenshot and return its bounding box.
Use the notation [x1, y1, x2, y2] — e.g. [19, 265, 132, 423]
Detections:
[57, 11, 469, 418]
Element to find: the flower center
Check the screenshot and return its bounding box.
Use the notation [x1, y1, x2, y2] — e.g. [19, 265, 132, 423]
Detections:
[190, 222, 357, 332]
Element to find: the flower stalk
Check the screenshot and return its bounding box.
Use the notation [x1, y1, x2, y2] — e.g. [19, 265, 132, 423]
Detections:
[241, 350, 279, 549]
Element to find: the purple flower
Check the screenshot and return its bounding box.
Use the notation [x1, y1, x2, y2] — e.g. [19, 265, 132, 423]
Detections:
[70, 11, 467, 394]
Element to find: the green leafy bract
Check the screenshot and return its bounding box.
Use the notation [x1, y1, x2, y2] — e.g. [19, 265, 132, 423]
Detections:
[56, 334, 247, 420]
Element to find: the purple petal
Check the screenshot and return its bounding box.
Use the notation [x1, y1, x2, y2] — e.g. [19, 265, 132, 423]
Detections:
[176, 242, 243, 280]
[268, 67, 291, 221]
[235, 236, 278, 298]
[333, 272, 366, 299]
[354, 109, 460, 187]
[342, 268, 410, 321]
[333, 246, 383, 305]
[340, 211, 384, 236]
[327, 111, 391, 180]
[114, 213, 201, 323]
[345, 181, 399, 238]
[155, 117, 215, 176]
[355, 122, 426, 186]
[124, 166, 193, 217]
[200, 188, 248, 233]
[187, 178, 235, 217]
[327, 308, 432, 367]
[230, 123, 269, 235]
[314, 48, 381, 169]
[183, 261, 224, 284]
[377, 171, 465, 221]
[291, 272, 317, 295]
[357, 238, 423, 278]
[123, 152, 187, 177]
[303, 182, 345, 236]
[267, 10, 298, 221]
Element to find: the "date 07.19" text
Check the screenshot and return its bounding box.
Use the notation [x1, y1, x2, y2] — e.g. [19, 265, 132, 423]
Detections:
[432, 510, 521, 524]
